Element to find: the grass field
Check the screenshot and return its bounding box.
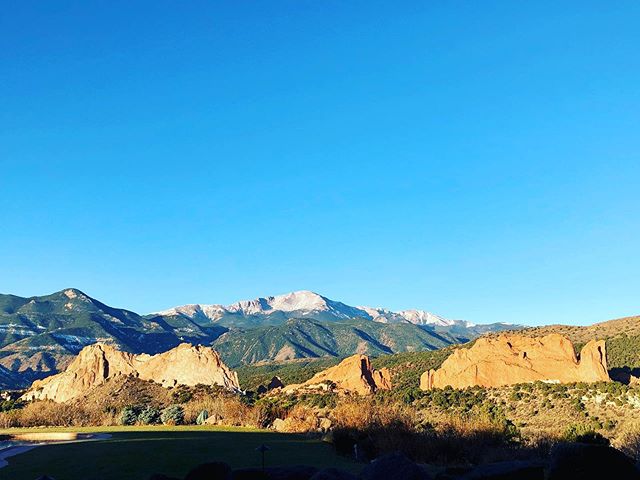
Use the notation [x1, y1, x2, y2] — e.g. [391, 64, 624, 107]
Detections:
[0, 426, 360, 480]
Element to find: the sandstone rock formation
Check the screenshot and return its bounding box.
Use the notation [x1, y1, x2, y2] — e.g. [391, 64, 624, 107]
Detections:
[420, 333, 609, 390]
[23, 343, 239, 402]
[282, 354, 391, 395]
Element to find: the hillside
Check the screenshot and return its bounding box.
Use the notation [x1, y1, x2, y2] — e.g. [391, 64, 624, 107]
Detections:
[0, 289, 225, 387]
[212, 317, 464, 367]
[236, 347, 456, 392]
[514, 315, 640, 344]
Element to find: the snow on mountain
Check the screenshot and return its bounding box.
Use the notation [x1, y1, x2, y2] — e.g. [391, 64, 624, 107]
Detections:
[153, 290, 474, 328]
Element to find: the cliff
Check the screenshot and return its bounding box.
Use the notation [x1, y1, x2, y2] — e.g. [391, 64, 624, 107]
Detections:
[282, 354, 391, 395]
[420, 333, 609, 390]
[23, 343, 239, 402]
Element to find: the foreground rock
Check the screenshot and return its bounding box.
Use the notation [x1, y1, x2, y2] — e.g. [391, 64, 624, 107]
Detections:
[457, 460, 545, 479]
[23, 342, 239, 402]
[421, 333, 609, 390]
[282, 354, 391, 395]
[547, 443, 640, 480]
[360, 453, 429, 480]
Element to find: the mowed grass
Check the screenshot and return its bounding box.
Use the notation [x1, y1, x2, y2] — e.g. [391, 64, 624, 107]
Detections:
[0, 426, 360, 480]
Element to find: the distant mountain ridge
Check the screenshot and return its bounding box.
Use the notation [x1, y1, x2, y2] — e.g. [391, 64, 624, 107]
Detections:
[0, 288, 225, 388]
[0, 288, 514, 389]
[212, 317, 464, 367]
[154, 290, 476, 328]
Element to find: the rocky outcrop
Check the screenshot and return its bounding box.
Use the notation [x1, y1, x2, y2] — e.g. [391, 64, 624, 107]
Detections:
[420, 333, 609, 390]
[23, 343, 239, 402]
[282, 354, 391, 395]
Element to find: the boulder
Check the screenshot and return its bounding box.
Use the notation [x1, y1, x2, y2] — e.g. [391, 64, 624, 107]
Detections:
[232, 469, 271, 480]
[309, 468, 357, 480]
[421, 334, 609, 390]
[548, 443, 640, 480]
[22, 343, 239, 402]
[268, 376, 285, 390]
[264, 465, 318, 480]
[359, 452, 429, 480]
[272, 418, 287, 432]
[318, 417, 332, 431]
[282, 355, 391, 395]
[459, 460, 545, 479]
[184, 462, 232, 480]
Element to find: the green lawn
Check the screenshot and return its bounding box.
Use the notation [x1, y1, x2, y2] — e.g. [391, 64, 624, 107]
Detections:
[0, 426, 360, 480]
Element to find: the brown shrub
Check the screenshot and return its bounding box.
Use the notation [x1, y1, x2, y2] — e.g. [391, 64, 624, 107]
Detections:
[278, 404, 318, 433]
[617, 422, 640, 461]
[332, 397, 417, 430]
[0, 400, 115, 428]
[0, 410, 21, 429]
[182, 395, 262, 427]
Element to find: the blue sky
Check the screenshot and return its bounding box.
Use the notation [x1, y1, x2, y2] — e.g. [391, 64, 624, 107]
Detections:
[1, 1, 639, 326]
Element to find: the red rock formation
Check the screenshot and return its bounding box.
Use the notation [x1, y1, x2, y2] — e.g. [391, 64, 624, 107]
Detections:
[420, 333, 609, 390]
[23, 343, 239, 402]
[282, 354, 391, 395]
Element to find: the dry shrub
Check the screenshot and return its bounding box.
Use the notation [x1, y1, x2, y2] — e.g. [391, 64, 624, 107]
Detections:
[14, 401, 91, 427]
[0, 400, 115, 428]
[616, 422, 640, 461]
[183, 396, 226, 424]
[278, 404, 318, 433]
[183, 395, 262, 427]
[330, 398, 531, 465]
[332, 396, 417, 430]
[0, 410, 21, 429]
[331, 397, 420, 460]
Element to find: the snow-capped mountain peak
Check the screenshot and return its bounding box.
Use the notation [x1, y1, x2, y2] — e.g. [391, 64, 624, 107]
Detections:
[152, 290, 471, 329]
[227, 290, 329, 315]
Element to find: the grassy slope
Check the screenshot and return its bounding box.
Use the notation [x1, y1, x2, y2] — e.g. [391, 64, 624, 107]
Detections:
[516, 315, 640, 343]
[0, 427, 360, 480]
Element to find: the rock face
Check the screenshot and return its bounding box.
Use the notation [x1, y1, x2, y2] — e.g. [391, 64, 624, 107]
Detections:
[420, 333, 610, 390]
[23, 343, 239, 402]
[282, 354, 391, 395]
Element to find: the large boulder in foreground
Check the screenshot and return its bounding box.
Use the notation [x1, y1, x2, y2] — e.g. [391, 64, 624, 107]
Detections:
[23, 342, 239, 402]
[548, 443, 640, 480]
[359, 453, 429, 480]
[421, 333, 609, 390]
[282, 354, 391, 395]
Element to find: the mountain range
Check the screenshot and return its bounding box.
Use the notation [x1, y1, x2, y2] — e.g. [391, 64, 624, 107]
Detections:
[0, 288, 514, 389]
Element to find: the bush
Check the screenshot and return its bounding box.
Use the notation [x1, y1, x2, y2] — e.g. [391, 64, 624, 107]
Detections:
[161, 405, 185, 425]
[120, 405, 141, 426]
[171, 387, 193, 404]
[0, 399, 24, 412]
[563, 424, 609, 445]
[16, 401, 96, 427]
[196, 409, 209, 425]
[276, 404, 318, 432]
[618, 424, 640, 461]
[138, 406, 161, 425]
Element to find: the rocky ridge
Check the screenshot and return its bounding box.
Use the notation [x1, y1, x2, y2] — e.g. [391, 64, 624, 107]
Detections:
[282, 354, 392, 395]
[23, 342, 239, 402]
[421, 333, 610, 390]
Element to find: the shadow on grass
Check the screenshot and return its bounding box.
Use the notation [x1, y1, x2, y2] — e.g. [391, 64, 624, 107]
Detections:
[2, 429, 359, 480]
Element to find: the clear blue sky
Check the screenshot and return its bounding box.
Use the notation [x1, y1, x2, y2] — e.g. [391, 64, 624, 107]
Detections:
[1, 1, 639, 326]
